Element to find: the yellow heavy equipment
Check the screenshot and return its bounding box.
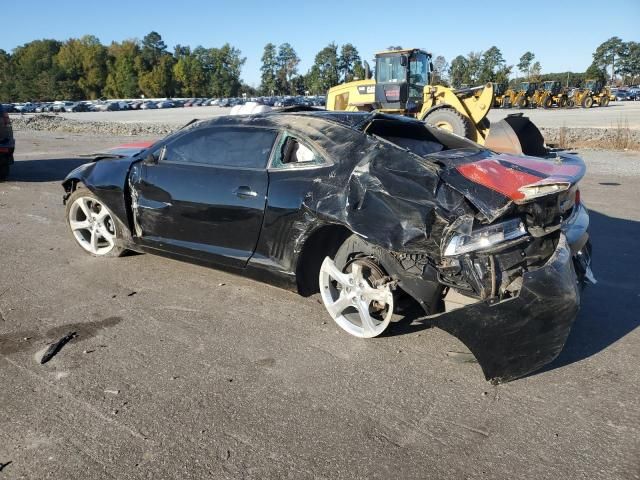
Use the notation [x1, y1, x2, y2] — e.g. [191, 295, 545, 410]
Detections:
[512, 82, 539, 108]
[568, 79, 611, 108]
[326, 48, 544, 154]
[538, 81, 569, 108]
[492, 82, 508, 107]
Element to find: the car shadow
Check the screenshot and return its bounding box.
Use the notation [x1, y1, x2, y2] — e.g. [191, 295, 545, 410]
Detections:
[538, 209, 639, 375]
[7, 157, 90, 182]
[389, 209, 640, 378]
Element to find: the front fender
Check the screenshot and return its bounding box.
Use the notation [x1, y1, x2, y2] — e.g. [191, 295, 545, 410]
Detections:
[61, 157, 140, 228]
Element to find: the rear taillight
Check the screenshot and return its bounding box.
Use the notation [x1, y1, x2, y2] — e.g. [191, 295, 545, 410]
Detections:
[574, 189, 581, 206]
[2, 112, 9, 127]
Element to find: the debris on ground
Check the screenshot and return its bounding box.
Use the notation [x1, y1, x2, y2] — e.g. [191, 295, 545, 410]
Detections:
[127, 291, 137, 297]
[104, 389, 120, 395]
[0, 461, 12, 472]
[35, 331, 77, 364]
[446, 351, 478, 364]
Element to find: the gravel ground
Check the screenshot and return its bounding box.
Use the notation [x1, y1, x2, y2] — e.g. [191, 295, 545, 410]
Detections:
[0, 131, 639, 479]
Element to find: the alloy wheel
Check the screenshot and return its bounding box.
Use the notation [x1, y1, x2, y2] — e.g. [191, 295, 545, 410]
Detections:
[319, 256, 394, 338]
[68, 196, 117, 255]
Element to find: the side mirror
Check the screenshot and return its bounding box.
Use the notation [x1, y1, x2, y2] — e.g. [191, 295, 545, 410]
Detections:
[429, 62, 434, 72]
[400, 55, 408, 67]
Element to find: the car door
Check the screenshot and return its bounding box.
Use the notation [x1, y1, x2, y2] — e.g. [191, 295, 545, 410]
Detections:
[130, 126, 277, 268]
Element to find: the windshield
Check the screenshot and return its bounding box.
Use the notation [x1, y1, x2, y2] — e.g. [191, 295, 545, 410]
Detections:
[519, 82, 529, 91]
[544, 82, 554, 91]
[408, 52, 429, 98]
[585, 80, 596, 91]
[376, 55, 404, 83]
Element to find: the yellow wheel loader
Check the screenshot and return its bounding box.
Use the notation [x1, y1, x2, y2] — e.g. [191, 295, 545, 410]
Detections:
[538, 81, 569, 108]
[326, 48, 546, 156]
[492, 82, 508, 107]
[568, 79, 611, 108]
[512, 82, 539, 108]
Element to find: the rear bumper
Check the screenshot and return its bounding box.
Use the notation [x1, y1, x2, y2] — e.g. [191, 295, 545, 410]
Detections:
[0, 140, 15, 164]
[431, 233, 581, 383]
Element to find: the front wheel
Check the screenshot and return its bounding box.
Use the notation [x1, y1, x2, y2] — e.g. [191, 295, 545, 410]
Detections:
[423, 108, 472, 139]
[319, 236, 395, 338]
[65, 188, 126, 257]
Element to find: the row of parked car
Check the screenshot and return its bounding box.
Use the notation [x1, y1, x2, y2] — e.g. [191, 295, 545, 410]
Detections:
[2, 95, 327, 114]
[610, 87, 640, 101]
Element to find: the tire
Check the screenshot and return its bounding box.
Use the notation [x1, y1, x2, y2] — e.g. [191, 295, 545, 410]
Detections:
[600, 97, 610, 107]
[559, 97, 568, 108]
[0, 156, 9, 181]
[501, 96, 510, 108]
[515, 96, 528, 108]
[568, 99, 575, 108]
[542, 95, 553, 109]
[65, 188, 127, 257]
[582, 96, 594, 108]
[423, 108, 471, 139]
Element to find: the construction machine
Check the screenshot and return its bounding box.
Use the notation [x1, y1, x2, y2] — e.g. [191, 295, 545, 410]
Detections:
[538, 81, 569, 108]
[512, 82, 539, 108]
[569, 79, 611, 108]
[326, 48, 545, 155]
[492, 82, 508, 107]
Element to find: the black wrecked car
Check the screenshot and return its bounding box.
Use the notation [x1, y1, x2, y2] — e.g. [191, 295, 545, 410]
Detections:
[0, 103, 15, 180]
[61, 110, 594, 382]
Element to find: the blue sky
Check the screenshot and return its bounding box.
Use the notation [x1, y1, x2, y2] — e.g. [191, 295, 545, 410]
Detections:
[3, 0, 639, 86]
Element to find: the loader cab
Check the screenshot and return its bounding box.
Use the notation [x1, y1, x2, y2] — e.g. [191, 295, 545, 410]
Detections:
[374, 49, 432, 113]
[585, 79, 602, 93]
[518, 82, 538, 96]
[543, 81, 561, 95]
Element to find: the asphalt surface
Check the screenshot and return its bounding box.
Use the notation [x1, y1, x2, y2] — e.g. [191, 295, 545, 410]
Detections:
[1, 131, 639, 479]
[12, 100, 640, 130]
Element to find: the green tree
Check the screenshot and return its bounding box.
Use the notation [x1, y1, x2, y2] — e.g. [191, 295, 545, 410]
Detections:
[56, 35, 107, 99]
[618, 41, 640, 85]
[104, 40, 140, 98]
[139, 55, 175, 97]
[306, 43, 339, 94]
[338, 43, 361, 83]
[259, 43, 278, 95]
[206, 44, 246, 97]
[431, 55, 449, 85]
[173, 51, 206, 97]
[518, 51, 535, 80]
[276, 43, 300, 94]
[0, 49, 16, 102]
[11, 39, 63, 100]
[139, 31, 167, 71]
[478, 46, 505, 83]
[592, 36, 625, 83]
[449, 55, 469, 87]
[530, 61, 542, 82]
[585, 62, 607, 84]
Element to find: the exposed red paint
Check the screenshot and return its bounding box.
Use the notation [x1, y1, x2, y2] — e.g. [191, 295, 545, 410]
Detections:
[113, 141, 154, 149]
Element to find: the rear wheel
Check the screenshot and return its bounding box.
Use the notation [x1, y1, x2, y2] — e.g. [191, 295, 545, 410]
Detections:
[423, 108, 471, 139]
[559, 97, 568, 108]
[582, 96, 594, 108]
[600, 96, 610, 107]
[542, 95, 553, 109]
[319, 236, 395, 338]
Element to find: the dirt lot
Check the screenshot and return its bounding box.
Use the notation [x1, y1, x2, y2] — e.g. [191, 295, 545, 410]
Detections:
[1, 131, 639, 479]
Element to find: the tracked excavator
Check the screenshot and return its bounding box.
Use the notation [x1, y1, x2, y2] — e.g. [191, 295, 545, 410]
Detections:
[327, 48, 546, 156]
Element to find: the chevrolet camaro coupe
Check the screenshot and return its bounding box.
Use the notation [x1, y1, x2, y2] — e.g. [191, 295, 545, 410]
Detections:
[62, 110, 594, 382]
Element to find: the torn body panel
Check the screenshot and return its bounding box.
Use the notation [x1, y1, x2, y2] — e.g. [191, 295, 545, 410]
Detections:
[430, 234, 579, 383]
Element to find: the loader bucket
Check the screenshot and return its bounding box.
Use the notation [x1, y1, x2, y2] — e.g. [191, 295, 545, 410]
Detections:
[485, 114, 548, 157]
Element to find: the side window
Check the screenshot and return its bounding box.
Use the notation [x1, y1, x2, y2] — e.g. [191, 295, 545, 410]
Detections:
[162, 127, 277, 169]
[270, 134, 325, 169]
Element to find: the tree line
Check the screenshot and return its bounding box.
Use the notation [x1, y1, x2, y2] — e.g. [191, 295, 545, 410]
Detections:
[1, 34, 638, 103]
[0, 32, 248, 102]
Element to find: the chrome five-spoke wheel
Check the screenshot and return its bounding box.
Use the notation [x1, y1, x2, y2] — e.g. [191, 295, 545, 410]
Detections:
[319, 256, 394, 338]
[68, 195, 117, 256]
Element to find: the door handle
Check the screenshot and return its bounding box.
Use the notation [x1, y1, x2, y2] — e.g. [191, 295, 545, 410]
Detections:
[233, 186, 258, 198]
